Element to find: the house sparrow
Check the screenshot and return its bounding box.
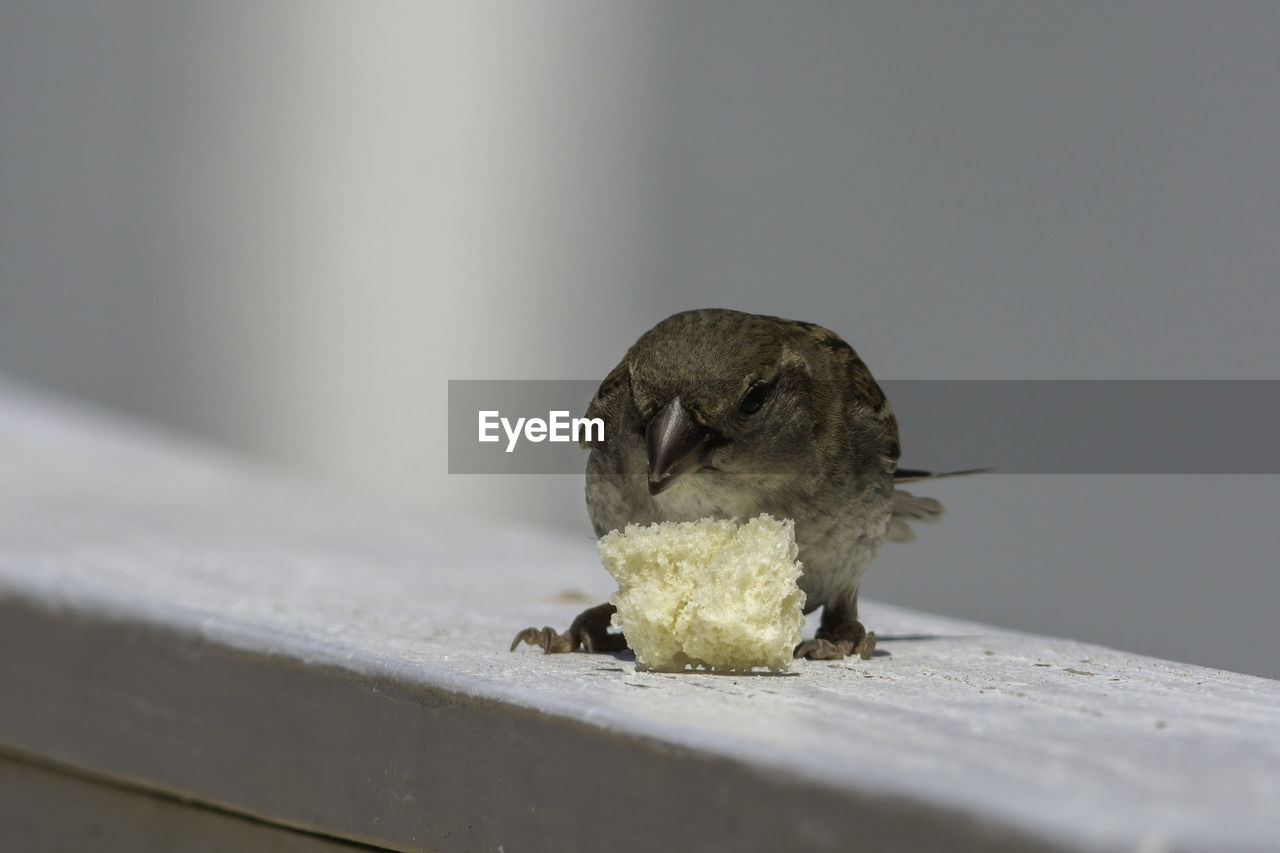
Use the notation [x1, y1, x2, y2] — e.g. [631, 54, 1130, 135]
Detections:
[512, 308, 969, 661]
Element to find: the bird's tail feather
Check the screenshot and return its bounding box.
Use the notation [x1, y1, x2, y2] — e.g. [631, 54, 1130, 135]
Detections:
[892, 467, 993, 483]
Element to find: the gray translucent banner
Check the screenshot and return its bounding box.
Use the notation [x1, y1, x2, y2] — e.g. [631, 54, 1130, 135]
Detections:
[448, 380, 1280, 475]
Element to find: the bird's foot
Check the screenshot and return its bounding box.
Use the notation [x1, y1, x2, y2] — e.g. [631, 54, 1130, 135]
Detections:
[510, 602, 627, 654]
[794, 620, 876, 661]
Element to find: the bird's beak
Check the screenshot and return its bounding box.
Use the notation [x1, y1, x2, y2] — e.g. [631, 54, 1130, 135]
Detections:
[646, 397, 715, 496]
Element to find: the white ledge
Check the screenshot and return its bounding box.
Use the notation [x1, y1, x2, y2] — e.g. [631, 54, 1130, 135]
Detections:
[2, 379, 1279, 852]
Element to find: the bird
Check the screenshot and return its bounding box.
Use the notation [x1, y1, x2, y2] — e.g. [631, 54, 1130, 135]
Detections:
[512, 308, 976, 661]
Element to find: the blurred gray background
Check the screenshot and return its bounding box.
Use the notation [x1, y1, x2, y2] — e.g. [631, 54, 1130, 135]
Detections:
[2, 2, 1277, 676]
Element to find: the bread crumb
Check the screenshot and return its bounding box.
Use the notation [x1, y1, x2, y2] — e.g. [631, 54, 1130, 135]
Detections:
[599, 514, 806, 672]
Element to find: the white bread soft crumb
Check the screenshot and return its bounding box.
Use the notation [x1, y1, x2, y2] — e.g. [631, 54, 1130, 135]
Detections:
[599, 514, 806, 672]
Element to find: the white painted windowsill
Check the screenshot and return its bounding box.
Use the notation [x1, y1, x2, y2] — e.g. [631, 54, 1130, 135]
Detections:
[1, 380, 1277, 852]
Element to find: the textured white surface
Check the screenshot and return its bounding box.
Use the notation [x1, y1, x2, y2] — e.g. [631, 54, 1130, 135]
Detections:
[2, 379, 1279, 852]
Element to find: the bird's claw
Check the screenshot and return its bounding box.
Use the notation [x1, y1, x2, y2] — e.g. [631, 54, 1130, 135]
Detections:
[509, 602, 628, 655]
[509, 626, 578, 654]
[794, 624, 876, 661]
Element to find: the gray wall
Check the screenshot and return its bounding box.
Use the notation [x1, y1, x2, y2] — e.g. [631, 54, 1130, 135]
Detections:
[3, 2, 1278, 676]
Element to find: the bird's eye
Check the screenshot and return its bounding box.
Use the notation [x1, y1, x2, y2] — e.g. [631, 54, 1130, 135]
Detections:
[739, 381, 771, 415]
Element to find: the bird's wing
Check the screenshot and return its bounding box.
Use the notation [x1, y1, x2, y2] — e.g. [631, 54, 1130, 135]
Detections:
[885, 490, 944, 543]
[885, 467, 990, 542]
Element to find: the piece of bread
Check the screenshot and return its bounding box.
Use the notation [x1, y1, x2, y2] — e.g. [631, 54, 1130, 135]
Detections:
[599, 514, 806, 672]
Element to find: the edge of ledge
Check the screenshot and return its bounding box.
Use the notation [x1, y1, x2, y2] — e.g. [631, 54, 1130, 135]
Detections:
[1, 592, 1066, 853]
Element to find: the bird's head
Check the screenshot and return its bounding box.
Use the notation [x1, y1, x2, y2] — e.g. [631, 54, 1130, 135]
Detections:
[622, 310, 823, 496]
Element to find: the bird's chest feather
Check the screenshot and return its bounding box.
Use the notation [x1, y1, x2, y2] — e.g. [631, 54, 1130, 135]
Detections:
[586, 445, 773, 530]
[650, 473, 765, 522]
